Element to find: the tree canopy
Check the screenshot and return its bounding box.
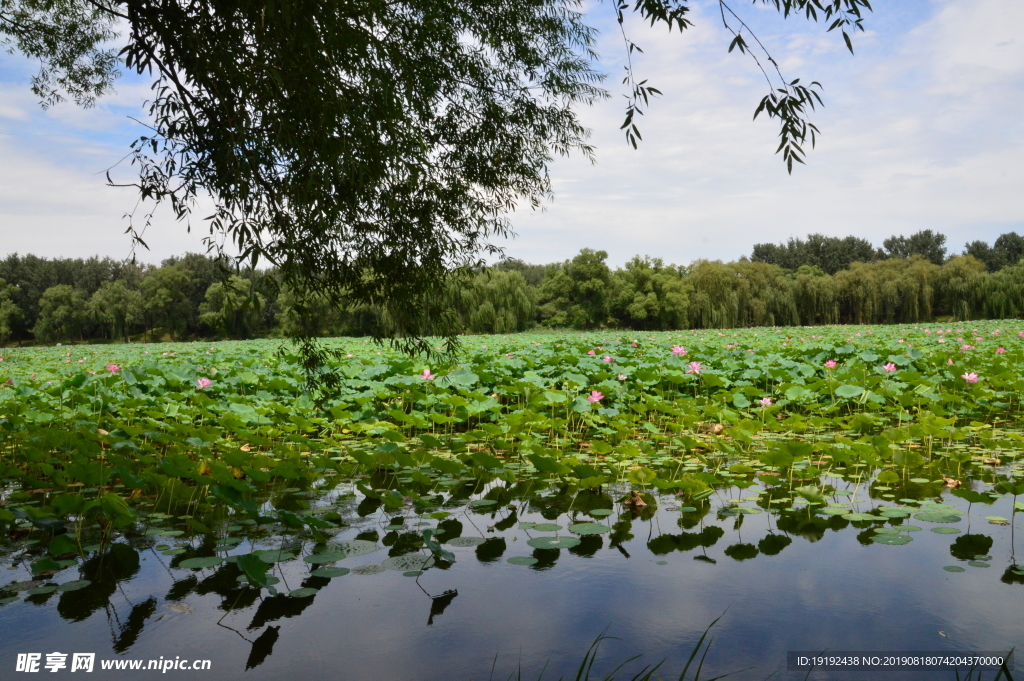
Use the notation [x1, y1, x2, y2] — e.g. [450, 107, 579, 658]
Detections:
[2, 0, 875, 366]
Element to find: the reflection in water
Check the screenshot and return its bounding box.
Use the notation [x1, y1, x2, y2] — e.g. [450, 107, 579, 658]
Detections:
[427, 590, 458, 626]
[3, 448, 1024, 680]
[245, 626, 280, 670]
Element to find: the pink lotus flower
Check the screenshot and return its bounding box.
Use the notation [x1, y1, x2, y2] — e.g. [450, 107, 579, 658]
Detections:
[107, 364, 120, 373]
[760, 397, 773, 407]
[671, 345, 687, 356]
[1019, 332, 1024, 338]
[587, 390, 604, 403]
[196, 378, 212, 389]
[961, 372, 979, 384]
[824, 359, 837, 369]
[883, 362, 897, 373]
[587, 350, 596, 355]
[948, 358, 954, 365]
[687, 361, 702, 375]
[996, 347, 1006, 354]
[603, 355, 613, 363]
[632, 342, 638, 347]
[960, 344, 974, 351]
[420, 369, 435, 381]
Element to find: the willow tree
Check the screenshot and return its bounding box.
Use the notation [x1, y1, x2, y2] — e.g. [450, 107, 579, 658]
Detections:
[458, 270, 536, 334]
[3, 0, 873, 369]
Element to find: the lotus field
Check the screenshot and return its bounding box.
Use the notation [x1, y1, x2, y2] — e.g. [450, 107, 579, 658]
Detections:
[1, 323, 1023, 678]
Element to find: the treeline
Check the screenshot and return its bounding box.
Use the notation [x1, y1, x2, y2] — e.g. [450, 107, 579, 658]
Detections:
[1, 229, 1023, 344]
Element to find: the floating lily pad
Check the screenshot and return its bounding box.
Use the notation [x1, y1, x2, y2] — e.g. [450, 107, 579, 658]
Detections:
[448, 536, 487, 547]
[900, 526, 923, 532]
[915, 511, 961, 523]
[179, 557, 224, 569]
[974, 555, 993, 561]
[677, 507, 698, 513]
[0, 596, 19, 605]
[507, 556, 538, 566]
[873, 527, 900, 534]
[526, 536, 581, 550]
[968, 561, 991, 568]
[251, 550, 295, 563]
[155, 544, 171, 551]
[589, 509, 613, 517]
[820, 508, 849, 516]
[518, 522, 536, 530]
[329, 540, 378, 558]
[157, 530, 185, 537]
[568, 523, 610, 535]
[236, 575, 280, 585]
[311, 567, 349, 578]
[382, 555, 435, 571]
[57, 580, 91, 592]
[656, 560, 668, 565]
[985, 516, 1008, 522]
[943, 566, 966, 573]
[909, 478, 931, 484]
[304, 552, 347, 564]
[470, 499, 497, 507]
[162, 549, 187, 556]
[531, 523, 562, 532]
[26, 586, 58, 595]
[289, 587, 318, 598]
[873, 534, 913, 545]
[403, 571, 422, 577]
[351, 564, 385, 575]
[841, 513, 877, 521]
[735, 507, 762, 514]
[82, 545, 102, 552]
[931, 527, 961, 534]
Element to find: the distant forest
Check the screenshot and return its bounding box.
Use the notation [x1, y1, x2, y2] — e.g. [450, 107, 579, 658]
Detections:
[1, 229, 1023, 344]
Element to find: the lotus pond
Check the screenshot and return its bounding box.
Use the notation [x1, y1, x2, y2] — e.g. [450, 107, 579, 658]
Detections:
[1, 324, 1023, 679]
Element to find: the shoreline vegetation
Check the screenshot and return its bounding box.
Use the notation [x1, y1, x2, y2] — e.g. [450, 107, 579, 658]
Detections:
[2, 231, 1024, 348]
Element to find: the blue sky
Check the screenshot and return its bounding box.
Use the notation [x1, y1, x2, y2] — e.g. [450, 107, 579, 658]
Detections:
[1, 0, 1021, 267]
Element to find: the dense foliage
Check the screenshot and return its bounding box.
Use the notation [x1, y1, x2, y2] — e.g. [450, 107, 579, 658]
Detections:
[3, 230, 1024, 343]
[1, 322, 1023, 607]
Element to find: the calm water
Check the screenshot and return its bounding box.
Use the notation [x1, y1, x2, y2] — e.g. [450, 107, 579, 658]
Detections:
[2, 480, 1021, 680]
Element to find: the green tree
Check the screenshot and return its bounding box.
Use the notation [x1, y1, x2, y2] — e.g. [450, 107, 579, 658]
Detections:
[537, 249, 612, 329]
[89, 280, 143, 341]
[883, 230, 947, 265]
[199, 275, 265, 338]
[610, 257, 690, 330]
[791, 265, 839, 325]
[140, 265, 194, 340]
[458, 270, 535, 334]
[0, 278, 21, 343]
[3, 0, 872, 359]
[964, 232, 1024, 272]
[751, 233, 881, 274]
[33, 285, 88, 341]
